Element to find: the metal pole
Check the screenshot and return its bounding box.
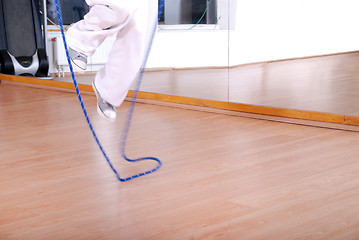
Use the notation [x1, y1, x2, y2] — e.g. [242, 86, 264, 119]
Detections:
[42, 0, 48, 53]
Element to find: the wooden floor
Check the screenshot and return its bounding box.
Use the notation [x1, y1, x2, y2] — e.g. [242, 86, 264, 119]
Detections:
[2, 82, 359, 240]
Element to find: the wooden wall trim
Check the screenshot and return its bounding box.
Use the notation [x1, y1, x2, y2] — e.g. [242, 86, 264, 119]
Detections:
[2, 74, 359, 127]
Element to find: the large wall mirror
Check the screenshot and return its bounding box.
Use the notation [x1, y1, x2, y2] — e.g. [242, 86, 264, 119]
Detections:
[47, 0, 359, 118]
[142, 0, 359, 117]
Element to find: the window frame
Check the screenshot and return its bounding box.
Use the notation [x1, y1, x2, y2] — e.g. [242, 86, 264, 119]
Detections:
[158, 0, 221, 31]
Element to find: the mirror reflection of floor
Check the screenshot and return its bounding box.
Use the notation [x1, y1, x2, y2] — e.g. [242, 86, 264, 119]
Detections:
[53, 51, 359, 116]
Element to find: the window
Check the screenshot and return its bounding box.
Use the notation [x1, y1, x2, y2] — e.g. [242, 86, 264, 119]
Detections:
[46, 0, 219, 28]
[46, 0, 89, 25]
[159, 0, 218, 28]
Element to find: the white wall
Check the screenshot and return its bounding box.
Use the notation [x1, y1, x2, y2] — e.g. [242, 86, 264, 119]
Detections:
[146, 30, 229, 68]
[229, 0, 359, 65]
[147, 0, 359, 68]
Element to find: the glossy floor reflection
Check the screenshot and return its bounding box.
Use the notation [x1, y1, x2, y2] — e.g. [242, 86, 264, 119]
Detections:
[54, 51, 359, 116]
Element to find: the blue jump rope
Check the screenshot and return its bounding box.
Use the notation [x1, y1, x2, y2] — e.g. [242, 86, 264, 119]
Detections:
[55, 1, 164, 182]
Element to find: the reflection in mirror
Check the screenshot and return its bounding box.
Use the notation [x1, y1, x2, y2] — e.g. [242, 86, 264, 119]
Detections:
[160, 0, 217, 25]
[229, 0, 359, 115]
[47, 0, 231, 102]
[47, 0, 359, 120]
[47, 0, 89, 25]
[140, 0, 231, 101]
